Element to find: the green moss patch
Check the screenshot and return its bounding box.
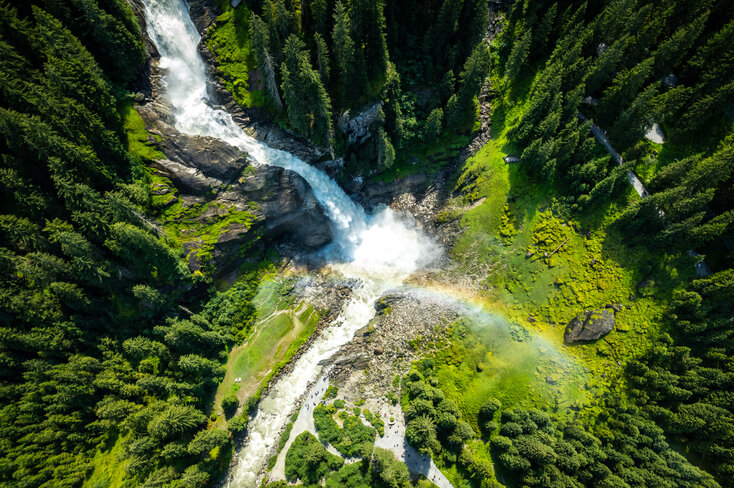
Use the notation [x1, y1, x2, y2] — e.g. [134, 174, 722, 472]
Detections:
[206, 5, 264, 108]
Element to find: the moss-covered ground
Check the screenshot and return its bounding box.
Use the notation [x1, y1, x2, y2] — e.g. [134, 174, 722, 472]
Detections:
[213, 277, 322, 424]
[432, 64, 697, 412]
[403, 50, 701, 488]
[120, 100, 165, 162]
[205, 1, 265, 109]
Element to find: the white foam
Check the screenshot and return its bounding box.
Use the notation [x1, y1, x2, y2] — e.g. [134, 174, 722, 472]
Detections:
[141, 1, 439, 486]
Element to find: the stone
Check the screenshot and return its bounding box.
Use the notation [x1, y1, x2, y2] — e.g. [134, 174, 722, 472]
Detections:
[503, 155, 521, 163]
[150, 158, 219, 194]
[158, 130, 250, 182]
[335, 353, 370, 370]
[374, 346, 384, 355]
[637, 279, 655, 297]
[337, 102, 384, 144]
[564, 309, 615, 344]
[139, 101, 332, 277]
[605, 303, 623, 312]
[374, 294, 404, 313]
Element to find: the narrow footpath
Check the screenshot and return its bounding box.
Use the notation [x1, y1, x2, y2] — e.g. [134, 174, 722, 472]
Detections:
[578, 112, 650, 198]
[269, 374, 453, 488]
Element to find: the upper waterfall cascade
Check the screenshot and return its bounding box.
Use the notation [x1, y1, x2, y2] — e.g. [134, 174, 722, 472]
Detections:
[141, 0, 439, 486]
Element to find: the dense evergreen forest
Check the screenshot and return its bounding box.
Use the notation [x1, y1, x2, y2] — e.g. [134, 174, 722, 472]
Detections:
[0, 1, 253, 486]
[0, 0, 732, 487]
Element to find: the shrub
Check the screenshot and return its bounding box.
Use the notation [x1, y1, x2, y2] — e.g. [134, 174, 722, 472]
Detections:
[285, 432, 343, 484]
[221, 395, 239, 418]
[227, 414, 248, 435]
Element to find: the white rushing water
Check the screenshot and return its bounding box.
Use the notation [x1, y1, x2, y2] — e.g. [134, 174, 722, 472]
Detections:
[141, 1, 439, 486]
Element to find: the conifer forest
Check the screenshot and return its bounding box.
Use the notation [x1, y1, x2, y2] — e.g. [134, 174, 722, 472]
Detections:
[0, 1, 732, 488]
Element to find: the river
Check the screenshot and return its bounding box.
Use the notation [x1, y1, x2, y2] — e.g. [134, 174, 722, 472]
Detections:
[140, 1, 439, 486]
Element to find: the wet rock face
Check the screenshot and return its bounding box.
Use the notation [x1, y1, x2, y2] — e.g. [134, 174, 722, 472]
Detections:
[564, 309, 615, 344]
[139, 107, 332, 275]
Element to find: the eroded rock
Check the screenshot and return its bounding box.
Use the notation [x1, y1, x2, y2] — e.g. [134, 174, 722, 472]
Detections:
[138, 101, 332, 276]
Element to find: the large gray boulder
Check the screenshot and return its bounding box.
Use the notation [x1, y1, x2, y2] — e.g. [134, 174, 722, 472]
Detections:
[564, 309, 615, 344]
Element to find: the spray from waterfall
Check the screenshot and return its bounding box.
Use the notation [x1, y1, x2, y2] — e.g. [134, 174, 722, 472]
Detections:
[141, 1, 440, 486]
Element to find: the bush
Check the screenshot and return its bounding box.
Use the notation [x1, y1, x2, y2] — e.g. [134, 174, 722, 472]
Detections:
[387, 391, 398, 405]
[479, 398, 502, 420]
[335, 416, 375, 457]
[369, 416, 385, 437]
[227, 414, 248, 435]
[285, 432, 343, 484]
[221, 395, 239, 418]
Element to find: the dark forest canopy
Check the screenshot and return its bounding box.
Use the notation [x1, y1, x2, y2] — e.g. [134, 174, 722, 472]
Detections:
[0, 0, 247, 486]
[0, 0, 732, 487]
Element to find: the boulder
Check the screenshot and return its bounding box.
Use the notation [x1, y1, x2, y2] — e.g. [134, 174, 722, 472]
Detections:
[159, 131, 250, 182]
[374, 294, 405, 313]
[564, 309, 615, 344]
[337, 102, 383, 144]
[150, 158, 220, 194]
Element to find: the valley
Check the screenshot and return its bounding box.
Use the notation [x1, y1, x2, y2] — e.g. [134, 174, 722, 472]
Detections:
[0, 1, 731, 488]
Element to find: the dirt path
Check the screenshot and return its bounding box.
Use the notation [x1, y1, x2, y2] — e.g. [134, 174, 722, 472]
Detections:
[578, 112, 650, 198]
[374, 402, 454, 488]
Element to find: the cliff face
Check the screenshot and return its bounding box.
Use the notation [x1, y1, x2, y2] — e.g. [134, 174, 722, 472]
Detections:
[128, 0, 332, 277]
[135, 100, 332, 276]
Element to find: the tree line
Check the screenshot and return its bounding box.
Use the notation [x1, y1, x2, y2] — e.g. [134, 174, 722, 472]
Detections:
[0, 1, 259, 486]
[239, 0, 491, 165]
[402, 364, 721, 488]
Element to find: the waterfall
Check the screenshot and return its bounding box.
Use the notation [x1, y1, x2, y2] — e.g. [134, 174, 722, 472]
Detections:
[141, 1, 439, 485]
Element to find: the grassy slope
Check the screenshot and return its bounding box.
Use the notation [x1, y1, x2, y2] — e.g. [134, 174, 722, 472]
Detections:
[411, 62, 700, 488]
[205, 1, 264, 109]
[213, 277, 322, 424]
[83, 434, 133, 488]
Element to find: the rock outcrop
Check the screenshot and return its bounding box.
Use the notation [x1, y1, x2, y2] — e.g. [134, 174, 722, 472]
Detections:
[564, 309, 615, 344]
[137, 105, 332, 275]
[337, 102, 383, 144]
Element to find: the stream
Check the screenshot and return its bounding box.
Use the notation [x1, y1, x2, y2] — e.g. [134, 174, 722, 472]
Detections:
[141, 1, 440, 486]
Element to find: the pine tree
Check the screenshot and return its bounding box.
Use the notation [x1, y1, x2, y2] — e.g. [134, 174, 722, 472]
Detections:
[310, 0, 328, 36]
[382, 61, 405, 141]
[425, 0, 462, 73]
[505, 28, 532, 81]
[609, 82, 660, 150]
[250, 14, 283, 110]
[376, 127, 395, 168]
[350, 0, 389, 82]
[444, 93, 460, 130]
[585, 36, 629, 95]
[281, 35, 333, 146]
[653, 12, 708, 76]
[459, 0, 489, 60]
[597, 56, 654, 125]
[424, 108, 443, 143]
[533, 3, 557, 57]
[331, 1, 356, 105]
[458, 44, 490, 109]
[313, 31, 330, 86]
